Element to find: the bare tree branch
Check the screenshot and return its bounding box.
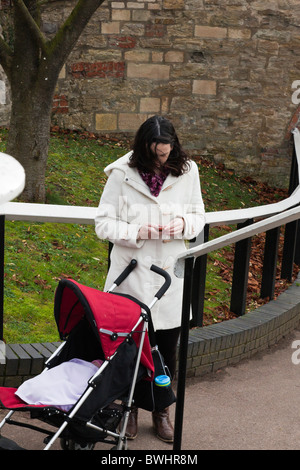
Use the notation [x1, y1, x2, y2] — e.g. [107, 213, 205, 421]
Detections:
[46, 0, 105, 65]
[15, 0, 47, 53]
[0, 0, 106, 77]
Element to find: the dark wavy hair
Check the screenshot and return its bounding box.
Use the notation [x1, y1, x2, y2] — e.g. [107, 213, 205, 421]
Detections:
[129, 115, 190, 176]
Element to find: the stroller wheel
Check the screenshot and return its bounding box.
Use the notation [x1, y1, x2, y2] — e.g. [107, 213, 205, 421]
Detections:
[60, 438, 95, 451]
[111, 439, 128, 451]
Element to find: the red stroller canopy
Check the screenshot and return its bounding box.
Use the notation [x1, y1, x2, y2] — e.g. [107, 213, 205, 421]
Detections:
[54, 279, 154, 376]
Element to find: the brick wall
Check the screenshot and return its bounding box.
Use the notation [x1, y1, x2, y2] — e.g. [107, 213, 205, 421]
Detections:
[2, 0, 300, 186]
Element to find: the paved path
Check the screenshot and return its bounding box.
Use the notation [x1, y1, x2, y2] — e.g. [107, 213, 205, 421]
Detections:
[1, 327, 300, 451]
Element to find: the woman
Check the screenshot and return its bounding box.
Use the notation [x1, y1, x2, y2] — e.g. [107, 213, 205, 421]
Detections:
[95, 115, 205, 443]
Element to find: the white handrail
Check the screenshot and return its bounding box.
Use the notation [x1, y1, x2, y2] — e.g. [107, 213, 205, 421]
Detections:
[0, 201, 97, 224]
[174, 204, 300, 278]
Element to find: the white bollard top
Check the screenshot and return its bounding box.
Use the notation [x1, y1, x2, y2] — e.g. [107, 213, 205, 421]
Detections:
[0, 152, 25, 204]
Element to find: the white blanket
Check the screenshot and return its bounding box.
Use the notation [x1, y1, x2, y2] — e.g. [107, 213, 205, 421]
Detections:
[15, 358, 99, 412]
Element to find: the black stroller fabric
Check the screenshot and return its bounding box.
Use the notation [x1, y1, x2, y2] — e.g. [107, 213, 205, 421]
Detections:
[74, 337, 145, 421]
[133, 347, 176, 412]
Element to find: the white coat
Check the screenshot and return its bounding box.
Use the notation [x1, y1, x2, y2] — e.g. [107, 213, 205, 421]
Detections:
[95, 152, 205, 331]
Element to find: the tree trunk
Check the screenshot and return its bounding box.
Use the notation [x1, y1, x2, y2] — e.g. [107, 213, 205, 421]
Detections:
[5, 1, 55, 203]
[6, 90, 52, 203]
[5, 51, 55, 202]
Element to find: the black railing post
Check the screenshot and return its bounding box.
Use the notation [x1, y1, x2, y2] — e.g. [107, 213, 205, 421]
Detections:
[0, 215, 4, 341]
[173, 256, 194, 451]
[191, 224, 209, 327]
[261, 227, 280, 299]
[281, 135, 300, 278]
[281, 220, 298, 281]
[288, 135, 299, 195]
[230, 219, 253, 316]
[295, 226, 300, 266]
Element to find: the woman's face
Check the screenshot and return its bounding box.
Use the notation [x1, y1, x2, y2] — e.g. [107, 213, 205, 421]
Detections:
[150, 142, 173, 167]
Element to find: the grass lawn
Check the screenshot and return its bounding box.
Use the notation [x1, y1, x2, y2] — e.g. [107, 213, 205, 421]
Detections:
[0, 127, 290, 343]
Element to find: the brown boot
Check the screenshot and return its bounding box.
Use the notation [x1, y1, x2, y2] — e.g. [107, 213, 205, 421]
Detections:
[152, 408, 174, 443]
[125, 406, 138, 440]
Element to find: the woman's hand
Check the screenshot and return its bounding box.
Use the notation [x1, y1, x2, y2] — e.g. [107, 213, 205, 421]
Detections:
[137, 224, 160, 240]
[137, 218, 184, 240]
[162, 217, 184, 238]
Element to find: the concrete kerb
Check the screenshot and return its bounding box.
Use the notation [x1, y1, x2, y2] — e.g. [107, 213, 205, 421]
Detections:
[1, 273, 300, 386]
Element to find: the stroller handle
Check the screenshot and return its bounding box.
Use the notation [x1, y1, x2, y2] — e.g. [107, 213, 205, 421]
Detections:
[113, 259, 137, 286]
[150, 264, 171, 299]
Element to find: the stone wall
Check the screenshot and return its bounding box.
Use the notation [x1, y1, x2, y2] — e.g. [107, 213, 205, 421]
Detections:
[3, 0, 300, 186]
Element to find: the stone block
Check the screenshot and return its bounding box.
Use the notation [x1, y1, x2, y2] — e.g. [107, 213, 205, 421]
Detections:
[163, 0, 184, 9]
[112, 9, 131, 21]
[118, 113, 146, 130]
[127, 63, 170, 80]
[228, 28, 252, 40]
[161, 96, 169, 113]
[128, 2, 144, 8]
[71, 61, 125, 79]
[96, 113, 118, 131]
[124, 50, 150, 62]
[192, 80, 217, 95]
[148, 3, 161, 10]
[101, 22, 120, 34]
[140, 97, 161, 112]
[8, 344, 31, 376]
[4, 346, 18, 376]
[145, 23, 165, 37]
[152, 51, 164, 62]
[19, 344, 44, 375]
[132, 10, 151, 21]
[110, 35, 138, 48]
[112, 2, 125, 8]
[257, 39, 279, 55]
[164, 51, 184, 63]
[195, 25, 227, 39]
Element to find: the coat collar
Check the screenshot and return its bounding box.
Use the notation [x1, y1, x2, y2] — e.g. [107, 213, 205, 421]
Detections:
[125, 164, 180, 201]
[105, 151, 181, 201]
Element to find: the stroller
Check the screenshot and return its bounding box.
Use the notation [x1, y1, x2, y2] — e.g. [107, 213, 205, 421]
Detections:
[0, 260, 171, 450]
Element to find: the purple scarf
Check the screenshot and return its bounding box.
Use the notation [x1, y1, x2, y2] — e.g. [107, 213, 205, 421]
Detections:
[139, 168, 169, 197]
